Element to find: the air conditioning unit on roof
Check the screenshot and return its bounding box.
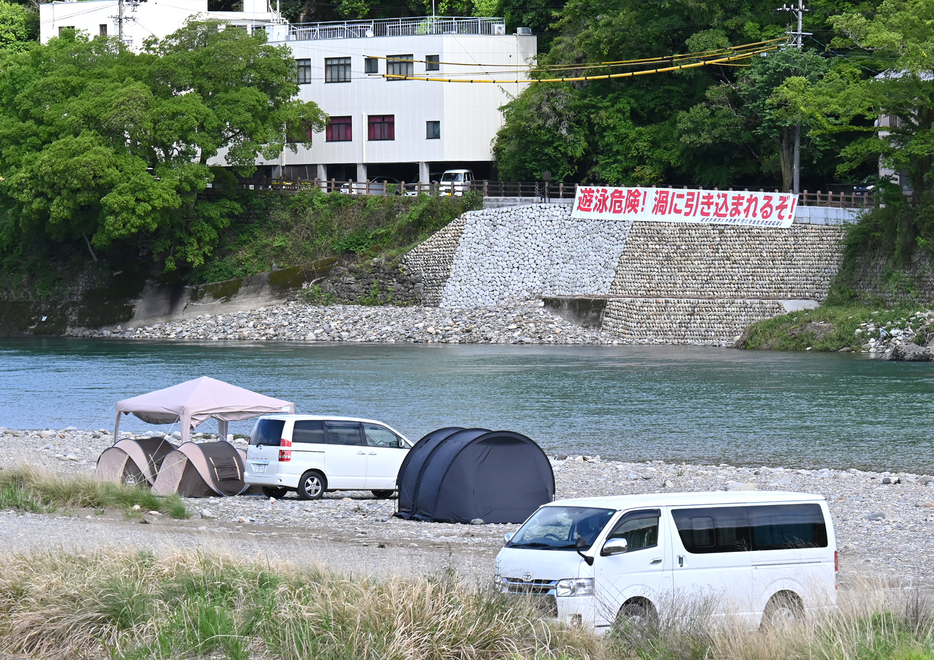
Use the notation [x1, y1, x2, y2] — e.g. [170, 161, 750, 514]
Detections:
[516, 26, 531, 35]
[492, 23, 505, 35]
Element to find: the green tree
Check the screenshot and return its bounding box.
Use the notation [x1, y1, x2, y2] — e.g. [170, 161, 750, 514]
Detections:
[494, 0, 848, 186]
[0, 21, 326, 271]
[678, 47, 833, 191]
[0, 0, 36, 52]
[808, 0, 934, 200]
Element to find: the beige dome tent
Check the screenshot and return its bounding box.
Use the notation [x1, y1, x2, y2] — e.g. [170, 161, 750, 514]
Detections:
[95, 436, 177, 487]
[151, 441, 248, 497]
[113, 376, 295, 443]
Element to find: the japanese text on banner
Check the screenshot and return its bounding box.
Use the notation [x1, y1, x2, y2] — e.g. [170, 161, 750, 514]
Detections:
[571, 186, 797, 228]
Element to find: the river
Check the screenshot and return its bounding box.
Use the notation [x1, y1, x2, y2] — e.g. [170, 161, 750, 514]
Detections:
[2, 338, 933, 473]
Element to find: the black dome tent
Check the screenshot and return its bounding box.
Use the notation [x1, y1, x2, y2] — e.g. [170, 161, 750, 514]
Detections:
[396, 428, 554, 524]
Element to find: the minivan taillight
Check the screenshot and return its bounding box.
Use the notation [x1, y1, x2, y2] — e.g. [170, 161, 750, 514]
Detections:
[834, 550, 838, 572]
[278, 437, 292, 462]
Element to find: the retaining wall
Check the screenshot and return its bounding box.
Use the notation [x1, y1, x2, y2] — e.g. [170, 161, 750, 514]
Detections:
[402, 204, 847, 345]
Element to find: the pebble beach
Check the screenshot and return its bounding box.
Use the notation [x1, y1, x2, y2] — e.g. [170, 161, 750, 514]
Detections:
[1, 426, 933, 587]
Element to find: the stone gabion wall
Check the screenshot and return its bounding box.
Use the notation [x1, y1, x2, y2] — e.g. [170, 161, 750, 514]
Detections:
[401, 214, 470, 306]
[609, 224, 847, 301]
[439, 205, 633, 307]
[603, 298, 787, 345]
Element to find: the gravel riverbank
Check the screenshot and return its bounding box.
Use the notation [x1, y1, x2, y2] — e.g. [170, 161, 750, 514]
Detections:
[2, 427, 933, 588]
[66, 299, 615, 345]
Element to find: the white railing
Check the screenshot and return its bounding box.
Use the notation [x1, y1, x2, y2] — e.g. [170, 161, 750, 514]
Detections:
[288, 16, 505, 41]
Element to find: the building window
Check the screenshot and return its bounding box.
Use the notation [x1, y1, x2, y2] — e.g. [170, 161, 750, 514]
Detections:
[386, 55, 413, 80]
[326, 116, 352, 142]
[99, 24, 108, 36]
[365, 57, 378, 74]
[426, 120, 440, 139]
[296, 59, 312, 84]
[368, 115, 395, 140]
[425, 55, 439, 71]
[325, 57, 351, 83]
[253, 25, 266, 37]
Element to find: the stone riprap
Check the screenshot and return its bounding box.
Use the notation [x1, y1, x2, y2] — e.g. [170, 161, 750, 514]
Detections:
[404, 205, 633, 308]
[604, 298, 788, 345]
[401, 215, 469, 306]
[403, 205, 846, 345]
[609, 224, 845, 301]
[72, 299, 613, 344]
[3, 427, 934, 587]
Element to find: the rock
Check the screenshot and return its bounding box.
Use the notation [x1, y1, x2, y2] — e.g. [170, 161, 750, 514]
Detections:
[864, 512, 887, 521]
[200, 509, 216, 519]
[884, 343, 934, 361]
[470, 518, 485, 525]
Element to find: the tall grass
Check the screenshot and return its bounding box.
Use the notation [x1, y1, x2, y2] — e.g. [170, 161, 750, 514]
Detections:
[0, 549, 931, 659]
[0, 550, 596, 660]
[0, 466, 189, 519]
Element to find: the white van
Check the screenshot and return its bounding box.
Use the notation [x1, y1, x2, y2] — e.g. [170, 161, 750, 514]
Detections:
[243, 415, 412, 500]
[438, 169, 474, 195]
[496, 491, 836, 631]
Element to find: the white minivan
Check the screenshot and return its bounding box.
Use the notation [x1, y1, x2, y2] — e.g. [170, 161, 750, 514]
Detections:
[243, 415, 412, 500]
[496, 491, 836, 631]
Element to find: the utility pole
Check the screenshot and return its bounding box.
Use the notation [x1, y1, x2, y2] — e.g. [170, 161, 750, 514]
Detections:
[111, 0, 142, 47]
[777, 0, 811, 194]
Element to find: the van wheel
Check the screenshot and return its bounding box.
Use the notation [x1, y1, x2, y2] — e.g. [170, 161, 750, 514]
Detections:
[761, 592, 803, 630]
[261, 486, 288, 499]
[297, 471, 326, 500]
[371, 490, 394, 499]
[616, 600, 657, 629]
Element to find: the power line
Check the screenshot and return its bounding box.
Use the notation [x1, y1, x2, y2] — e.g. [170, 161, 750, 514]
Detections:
[383, 44, 782, 83]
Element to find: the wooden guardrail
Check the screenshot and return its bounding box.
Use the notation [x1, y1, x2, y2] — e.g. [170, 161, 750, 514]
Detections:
[230, 177, 878, 208]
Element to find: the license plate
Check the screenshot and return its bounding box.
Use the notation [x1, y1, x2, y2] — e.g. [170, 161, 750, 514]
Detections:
[252, 463, 267, 474]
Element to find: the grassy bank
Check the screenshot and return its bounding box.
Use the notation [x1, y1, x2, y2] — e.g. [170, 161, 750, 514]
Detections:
[0, 466, 188, 519]
[0, 549, 931, 659]
[188, 190, 482, 285]
[737, 304, 929, 351]
[0, 190, 482, 302]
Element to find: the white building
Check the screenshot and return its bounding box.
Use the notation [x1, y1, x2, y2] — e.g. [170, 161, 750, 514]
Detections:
[40, 3, 537, 183]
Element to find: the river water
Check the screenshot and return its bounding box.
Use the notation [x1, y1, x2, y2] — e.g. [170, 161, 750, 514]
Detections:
[2, 338, 933, 473]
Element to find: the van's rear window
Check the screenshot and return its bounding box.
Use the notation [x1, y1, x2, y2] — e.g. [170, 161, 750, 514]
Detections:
[748, 504, 827, 550]
[250, 419, 285, 446]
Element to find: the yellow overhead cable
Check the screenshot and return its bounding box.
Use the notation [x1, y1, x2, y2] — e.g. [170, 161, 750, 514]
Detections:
[366, 36, 786, 70]
[383, 45, 779, 83]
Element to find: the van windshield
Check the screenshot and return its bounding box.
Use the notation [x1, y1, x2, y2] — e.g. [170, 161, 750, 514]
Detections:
[441, 172, 461, 182]
[507, 506, 615, 551]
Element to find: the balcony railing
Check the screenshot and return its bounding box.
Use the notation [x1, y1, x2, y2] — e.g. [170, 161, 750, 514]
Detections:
[229, 177, 880, 208]
[289, 16, 506, 41]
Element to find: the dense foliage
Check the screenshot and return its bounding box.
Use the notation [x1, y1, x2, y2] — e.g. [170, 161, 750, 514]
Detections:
[189, 190, 482, 284]
[0, 21, 326, 272]
[492, 0, 887, 190]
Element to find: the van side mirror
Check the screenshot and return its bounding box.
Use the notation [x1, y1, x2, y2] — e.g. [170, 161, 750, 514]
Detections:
[601, 538, 628, 556]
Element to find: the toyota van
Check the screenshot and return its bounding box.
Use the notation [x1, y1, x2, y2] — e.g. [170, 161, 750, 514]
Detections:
[243, 415, 412, 500]
[496, 491, 836, 631]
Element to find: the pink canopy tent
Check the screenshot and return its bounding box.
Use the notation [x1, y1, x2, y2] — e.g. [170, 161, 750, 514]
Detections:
[114, 377, 295, 443]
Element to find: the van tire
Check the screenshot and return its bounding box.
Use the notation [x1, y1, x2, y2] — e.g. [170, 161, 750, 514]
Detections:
[616, 599, 657, 629]
[297, 471, 326, 500]
[371, 490, 394, 499]
[261, 486, 288, 499]
[761, 592, 803, 630]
